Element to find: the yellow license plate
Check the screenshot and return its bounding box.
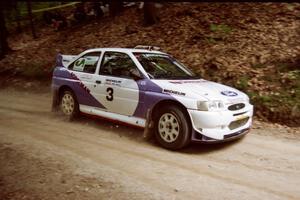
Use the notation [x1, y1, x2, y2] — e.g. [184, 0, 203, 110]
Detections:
[236, 115, 248, 121]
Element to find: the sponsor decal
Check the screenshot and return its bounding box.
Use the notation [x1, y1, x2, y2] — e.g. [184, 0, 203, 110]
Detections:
[79, 74, 92, 80]
[226, 98, 244, 104]
[169, 80, 206, 84]
[70, 72, 90, 93]
[73, 58, 85, 71]
[105, 79, 122, 87]
[163, 89, 186, 96]
[221, 91, 238, 97]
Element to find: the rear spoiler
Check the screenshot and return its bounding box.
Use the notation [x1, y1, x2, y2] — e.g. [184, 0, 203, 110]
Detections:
[55, 54, 77, 68]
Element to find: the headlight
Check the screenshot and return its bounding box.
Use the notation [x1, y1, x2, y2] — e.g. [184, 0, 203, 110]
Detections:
[197, 100, 224, 111]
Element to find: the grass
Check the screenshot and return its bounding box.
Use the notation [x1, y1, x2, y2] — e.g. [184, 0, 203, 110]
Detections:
[236, 75, 250, 91]
[20, 62, 52, 80]
[206, 24, 233, 44]
[209, 24, 232, 34]
[205, 37, 217, 44]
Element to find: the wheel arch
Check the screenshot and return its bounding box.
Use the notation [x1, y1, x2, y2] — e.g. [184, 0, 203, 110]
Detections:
[151, 99, 189, 120]
[58, 85, 74, 99]
[52, 85, 76, 111]
[143, 99, 192, 139]
[57, 84, 80, 120]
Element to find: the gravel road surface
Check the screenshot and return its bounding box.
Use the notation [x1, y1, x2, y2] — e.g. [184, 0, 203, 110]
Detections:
[0, 88, 299, 200]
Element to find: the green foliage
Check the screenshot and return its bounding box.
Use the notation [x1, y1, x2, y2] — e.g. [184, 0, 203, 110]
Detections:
[20, 63, 50, 79]
[286, 4, 295, 11]
[206, 24, 232, 44]
[247, 91, 257, 99]
[236, 75, 250, 90]
[210, 24, 232, 34]
[248, 86, 300, 111]
[205, 37, 217, 44]
[276, 63, 290, 72]
[286, 70, 299, 80]
[258, 95, 272, 103]
[4, 2, 68, 24]
[251, 63, 266, 69]
[18, 2, 63, 16]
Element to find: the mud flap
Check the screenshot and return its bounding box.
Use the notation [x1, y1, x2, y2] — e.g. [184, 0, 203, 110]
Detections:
[143, 108, 154, 139]
[51, 89, 60, 112]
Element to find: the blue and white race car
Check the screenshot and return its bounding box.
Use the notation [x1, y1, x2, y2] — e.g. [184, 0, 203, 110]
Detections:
[52, 46, 253, 150]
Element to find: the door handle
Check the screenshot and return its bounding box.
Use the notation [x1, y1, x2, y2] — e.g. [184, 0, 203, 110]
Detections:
[95, 80, 101, 84]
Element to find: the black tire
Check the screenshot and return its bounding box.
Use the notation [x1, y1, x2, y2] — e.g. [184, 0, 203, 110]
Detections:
[60, 90, 79, 121]
[154, 105, 191, 150]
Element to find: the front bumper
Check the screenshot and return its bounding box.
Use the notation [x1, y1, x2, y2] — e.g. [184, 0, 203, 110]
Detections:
[187, 103, 253, 142]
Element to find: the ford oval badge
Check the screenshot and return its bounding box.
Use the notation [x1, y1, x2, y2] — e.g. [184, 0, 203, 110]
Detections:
[221, 91, 238, 97]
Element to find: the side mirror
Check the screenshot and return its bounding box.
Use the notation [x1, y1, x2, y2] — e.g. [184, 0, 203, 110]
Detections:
[130, 69, 143, 81]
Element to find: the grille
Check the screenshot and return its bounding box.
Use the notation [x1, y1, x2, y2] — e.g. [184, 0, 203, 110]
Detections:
[233, 111, 247, 116]
[228, 103, 245, 111]
[229, 117, 249, 130]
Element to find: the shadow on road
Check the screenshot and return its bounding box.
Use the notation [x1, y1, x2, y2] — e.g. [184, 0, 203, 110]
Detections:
[74, 114, 245, 154]
[181, 138, 245, 155]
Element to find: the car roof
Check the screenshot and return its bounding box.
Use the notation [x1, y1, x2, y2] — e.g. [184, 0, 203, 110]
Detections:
[84, 48, 166, 55]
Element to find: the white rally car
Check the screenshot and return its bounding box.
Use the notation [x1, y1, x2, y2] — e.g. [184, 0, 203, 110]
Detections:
[52, 46, 253, 150]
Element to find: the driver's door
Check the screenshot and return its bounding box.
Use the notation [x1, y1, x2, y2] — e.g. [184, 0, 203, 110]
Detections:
[93, 51, 144, 116]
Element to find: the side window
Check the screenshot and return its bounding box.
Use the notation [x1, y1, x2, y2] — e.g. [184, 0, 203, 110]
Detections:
[68, 52, 101, 74]
[99, 52, 141, 79]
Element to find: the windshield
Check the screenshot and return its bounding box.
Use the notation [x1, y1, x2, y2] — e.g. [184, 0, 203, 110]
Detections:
[134, 53, 199, 79]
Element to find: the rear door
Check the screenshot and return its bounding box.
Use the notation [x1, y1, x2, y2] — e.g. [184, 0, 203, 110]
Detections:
[67, 51, 103, 106]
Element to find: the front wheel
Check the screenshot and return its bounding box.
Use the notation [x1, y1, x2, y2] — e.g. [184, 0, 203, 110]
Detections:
[60, 90, 79, 120]
[154, 105, 191, 150]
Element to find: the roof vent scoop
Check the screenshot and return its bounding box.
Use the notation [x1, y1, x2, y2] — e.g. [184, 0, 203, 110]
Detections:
[134, 45, 161, 51]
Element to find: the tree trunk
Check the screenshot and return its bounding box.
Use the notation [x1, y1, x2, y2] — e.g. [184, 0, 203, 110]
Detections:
[26, 0, 37, 39]
[109, 1, 123, 17]
[143, 2, 158, 26]
[15, 3, 21, 32]
[0, 5, 10, 59]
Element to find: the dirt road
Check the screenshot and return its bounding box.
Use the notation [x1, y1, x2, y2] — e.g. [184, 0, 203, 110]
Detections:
[0, 88, 299, 200]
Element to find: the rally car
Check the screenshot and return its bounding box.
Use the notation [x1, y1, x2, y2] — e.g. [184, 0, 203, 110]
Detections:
[52, 45, 253, 150]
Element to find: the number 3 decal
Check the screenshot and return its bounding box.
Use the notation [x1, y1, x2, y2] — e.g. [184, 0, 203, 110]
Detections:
[106, 87, 113, 101]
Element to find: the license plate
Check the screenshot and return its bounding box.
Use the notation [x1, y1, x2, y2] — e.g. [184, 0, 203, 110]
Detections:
[236, 115, 248, 121]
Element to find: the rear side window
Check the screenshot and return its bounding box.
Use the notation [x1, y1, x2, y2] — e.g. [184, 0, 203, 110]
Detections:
[68, 52, 101, 74]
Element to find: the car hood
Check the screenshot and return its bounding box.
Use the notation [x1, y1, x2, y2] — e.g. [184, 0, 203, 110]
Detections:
[151, 79, 248, 103]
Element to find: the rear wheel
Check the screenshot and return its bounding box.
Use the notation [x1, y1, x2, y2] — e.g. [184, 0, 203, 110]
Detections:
[154, 105, 191, 150]
[60, 90, 79, 120]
